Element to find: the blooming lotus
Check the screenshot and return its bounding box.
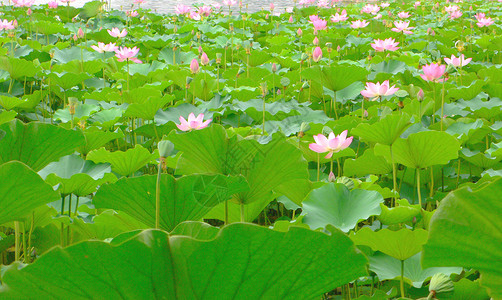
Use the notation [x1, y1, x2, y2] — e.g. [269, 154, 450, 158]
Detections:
[380, 2, 390, 8]
[420, 63, 447, 82]
[0, 19, 15, 30]
[397, 11, 410, 18]
[189, 12, 201, 20]
[474, 12, 485, 21]
[374, 13, 382, 19]
[361, 4, 380, 15]
[91, 42, 118, 53]
[444, 5, 459, 12]
[350, 20, 369, 29]
[360, 80, 399, 100]
[48, 0, 58, 8]
[312, 46, 322, 62]
[175, 4, 191, 15]
[126, 10, 139, 17]
[107, 28, 127, 38]
[115, 47, 142, 63]
[444, 54, 471, 67]
[177, 113, 212, 131]
[371, 38, 399, 52]
[12, 0, 34, 7]
[223, 0, 237, 6]
[449, 11, 462, 20]
[198, 5, 213, 16]
[309, 131, 353, 159]
[477, 17, 494, 27]
[133, 0, 144, 3]
[313, 18, 327, 31]
[392, 21, 414, 34]
[330, 10, 348, 22]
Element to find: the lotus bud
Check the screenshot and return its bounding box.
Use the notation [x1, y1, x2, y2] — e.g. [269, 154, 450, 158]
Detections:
[72, 34, 78, 41]
[77, 28, 84, 38]
[427, 27, 435, 36]
[216, 53, 222, 64]
[299, 122, 310, 134]
[27, 8, 32, 15]
[313, 36, 319, 45]
[260, 82, 268, 97]
[312, 46, 322, 62]
[265, 14, 269, 19]
[229, 23, 234, 31]
[417, 88, 425, 102]
[271, 63, 277, 73]
[270, 3, 275, 10]
[297, 28, 303, 37]
[288, 15, 294, 23]
[337, 45, 341, 52]
[68, 97, 78, 115]
[201, 52, 209, 66]
[429, 273, 454, 297]
[196, 32, 201, 40]
[190, 58, 200, 74]
[198, 45, 202, 54]
[277, 89, 281, 95]
[186, 76, 193, 87]
[158, 140, 175, 158]
[328, 172, 336, 182]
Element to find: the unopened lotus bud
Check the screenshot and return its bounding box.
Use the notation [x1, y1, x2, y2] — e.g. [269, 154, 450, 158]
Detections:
[328, 172, 336, 182]
[427, 27, 435, 36]
[73, 34, 78, 41]
[77, 28, 84, 38]
[429, 273, 454, 297]
[186, 76, 193, 87]
[326, 42, 332, 53]
[299, 122, 310, 134]
[297, 28, 303, 37]
[313, 36, 319, 45]
[269, 3, 275, 11]
[260, 82, 268, 97]
[68, 97, 78, 115]
[27, 8, 32, 15]
[271, 63, 277, 73]
[201, 52, 209, 66]
[196, 32, 201, 40]
[337, 45, 341, 52]
[190, 58, 200, 74]
[216, 53, 222, 64]
[229, 23, 234, 31]
[288, 15, 293, 23]
[173, 26, 178, 33]
[312, 46, 322, 62]
[158, 140, 174, 158]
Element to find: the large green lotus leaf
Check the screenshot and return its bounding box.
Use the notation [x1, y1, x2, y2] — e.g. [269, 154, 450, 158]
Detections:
[0, 95, 29, 111]
[0, 120, 85, 171]
[77, 128, 124, 156]
[170, 221, 220, 240]
[443, 279, 490, 300]
[47, 72, 92, 89]
[461, 148, 502, 169]
[124, 95, 173, 120]
[351, 113, 412, 145]
[0, 56, 41, 79]
[38, 154, 117, 196]
[0, 224, 367, 299]
[344, 148, 392, 177]
[53, 103, 100, 123]
[52, 47, 96, 64]
[0, 161, 59, 225]
[457, 96, 502, 119]
[378, 199, 421, 225]
[168, 124, 310, 205]
[302, 64, 369, 91]
[203, 196, 271, 223]
[445, 119, 490, 145]
[302, 183, 383, 232]
[375, 131, 460, 169]
[370, 252, 461, 288]
[87, 144, 156, 176]
[0, 111, 16, 125]
[422, 179, 502, 299]
[93, 173, 249, 230]
[351, 227, 428, 261]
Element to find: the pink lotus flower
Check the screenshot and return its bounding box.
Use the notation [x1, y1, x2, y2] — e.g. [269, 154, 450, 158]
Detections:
[444, 54, 472, 67]
[397, 11, 410, 18]
[374, 13, 382, 19]
[189, 12, 201, 20]
[313, 36, 319, 45]
[198, 5, 213, 16]
[351, 20, 369, 29]
[297, 28, 303, 36]
[309, 15, 320, 22]
[175, 4, 192, 15]
[91, 42, 118, 53]
[449, 11, 462, 20]
[317, 0, 330, 8]
[361, 4, 380, 15]
[289, 15, 294, 23]
[309, 131, 353, 159]
[331, 10, 348, 22]
[12, 0, 34, 7]
[190, 58, 200, 74]
[420, 63, 447, 82]
[201, 52, 209, 65]
[392, 21, 414, 34]
[360, 80, 399, 100]
[444, 5, 459, 13]
[115, 46, 142, 63]
[0, 19, 15, 30]
[177, 113, 212, 131]
[269, 3, 275, 10]
[313, 18, 327, 31]
[414, 1, 420, 8]
[474, 12, 485, 21]
[48, 0, 58, 8]
[133, 0, 144, 3]
[108, 28, 127, 38]
[380, 2, 390, 8]
[313, 46, 322, 62]
[223, 0, 237, 6]
[477, 17, 494, 27]
[371, 38, 399, 52]
[126, 10, 139, 17]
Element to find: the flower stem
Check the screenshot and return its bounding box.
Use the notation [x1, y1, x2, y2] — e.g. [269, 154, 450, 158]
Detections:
[240, 203, 245, 222]
[14, 221, 20, 261]
[400, 259, 405, 298]
[390, 144, 397, 207]
[317, 153, 320, 181]
[155, 161, 161, 229]
[417, 168, 422, 207]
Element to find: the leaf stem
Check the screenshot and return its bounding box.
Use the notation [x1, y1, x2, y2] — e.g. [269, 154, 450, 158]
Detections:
[155, 161, 161, 229]
[14, 221, 20, 261]
[400, 259, 405, 298]
[417, 168, 422, 207]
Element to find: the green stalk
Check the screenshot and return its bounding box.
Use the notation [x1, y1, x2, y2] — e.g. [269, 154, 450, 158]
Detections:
[155, 161, 161, 229]
[317, 154, 320, 181]
[417, 168, 422, 207]
[440, 79, 446, 131]
[22, 222, 27, 262]
[400, 260, 405, 298]
[240, 203, 245, 222]
[14, 221, 20, 261]
[224, 200, 229, 225]
[262, 95, 266, 134]
[390, 144, 397, 207]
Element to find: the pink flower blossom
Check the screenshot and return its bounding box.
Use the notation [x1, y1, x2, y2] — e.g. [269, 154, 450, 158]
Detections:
[190, 58, 200, 74]
[313, 36, 319, 45]
[360, 80, 399, 100]
[107, 28, 127, 38]
[414, 1, 420, 8]
[420, 63, 447, 82]
[211, 1, 222, 10]
[477, 17, 494, 27]
[223, 0, 237, 6]
[115, 46, 142, 63]
[189, 11, 201, 20]
[380, 2, 390, 8]
[133, 0, 144, 3]
[449, 11, 462, 20]
[126, 10, 139, 17]
[0, 19, 15, 30]
[297, 28, 303, 36]
[201, 52, 209, 65]
[361, 4, 380, 15]
[289, 15, 294, 23]
[198, 5, 213, 16]
[313, 18, 327, 31]
[371, 38, 400, 52]
[91, 42, 118, 53]
[313, 46, 322, 62]
[317, 0, 330, 8]
[444, 5, 459, 12]
[269, 3, 275, 10]
[77, 28, 84, 38]
[176, 113, 212, 131]
[444, 54, 472, 67]
[48, 0, 58, 8]
[397, 11, 410, 18]
[330, 10, 348, 22]
[350, 20, 369, 29]
[12, 0, 34, 7]
[374, 13, 382, 19]
[391, 21, 414, 34]
[309, 131, 353, 159]
[474, 12, 485, 21]
[175, 4, 192, 15]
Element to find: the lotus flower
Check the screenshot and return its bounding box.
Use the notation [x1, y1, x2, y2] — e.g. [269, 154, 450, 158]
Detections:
[107, 28, 127, 38]
[414, 1, 420, 8]
[351, 20, 369, 29]
[309, 131, 353, 159]
[12, 0, 34, 7]
[420, 63, 447, 82]
[371, 38, 399, 52]
[175, 4, 192, 15]
[48, 0, 58, 8]
[190, 58, 200, 74]
[133, 0, 144, 3]
[313, 18, 327, 31]
[360, 80, 399, 100]
[397, 11, 410, 18]
[0, 20, 15, 30]
[374, 13, 382, 19]
[317, 0, 330, 8]
[330, 10, 348, 22]
[392, 21, 414, 34]
[176, 113, 212, 131]
[361, 4, 380, 15]
[449, 11, 462, 20]
[91, 42, 118, 53]
[474, 12, 485, 21]
[198, 5, 213, 16]
[477, 17, 494, 27]
[313, 36, 319, 45]
[114, 46, 142, 63]
[444, 54, 472, 67]
[223, 0, 237, 6]
[444, 5, 459, 12]
[189, 12, 201, 20]
[126, 10, 139, 17]
[211, 1, 222, 9]
[297, 28, 303, 36]
[312, 46, 322, 62]
[381, 2, 390, 8]
[201, 52, 209, 65]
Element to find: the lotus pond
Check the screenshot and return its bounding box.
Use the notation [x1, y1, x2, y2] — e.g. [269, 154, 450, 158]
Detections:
[0, 0, 501, 299]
